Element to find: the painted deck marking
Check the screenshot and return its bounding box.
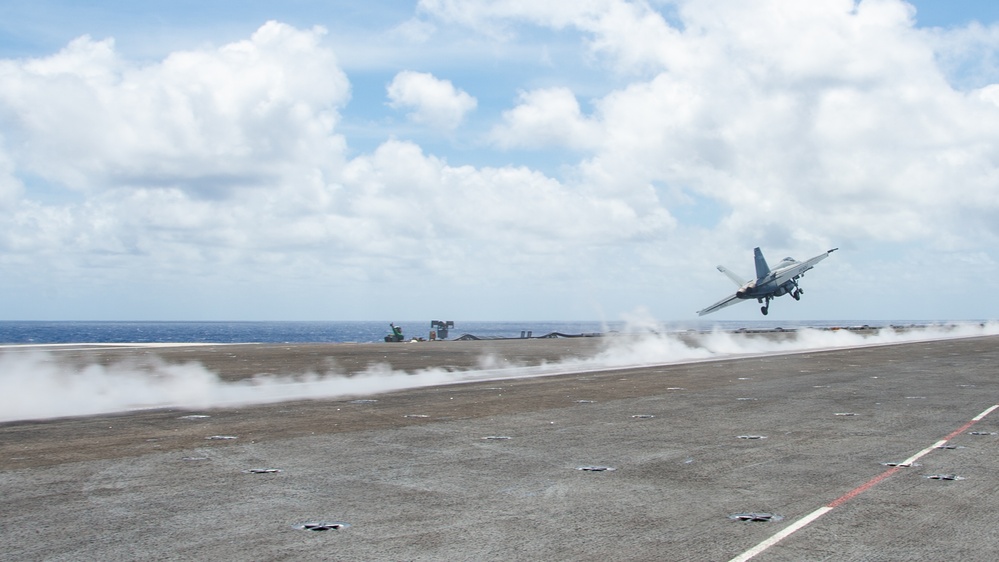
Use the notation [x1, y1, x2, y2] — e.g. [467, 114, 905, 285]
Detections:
[728, 507, 832, 562]
[728, 404, 999, 562]
[825, 466, 901, 509]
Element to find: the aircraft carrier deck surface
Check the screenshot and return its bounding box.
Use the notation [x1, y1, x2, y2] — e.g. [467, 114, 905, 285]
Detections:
[2, 333, 998, 561]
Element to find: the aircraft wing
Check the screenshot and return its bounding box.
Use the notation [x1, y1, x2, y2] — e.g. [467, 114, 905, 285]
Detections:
[773, 248, 838, 285]
[696, 293, 743, 316]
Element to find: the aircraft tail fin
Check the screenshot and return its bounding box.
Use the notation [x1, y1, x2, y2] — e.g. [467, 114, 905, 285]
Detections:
[753, 247, 770, 280]
[717, 266, 747, 287]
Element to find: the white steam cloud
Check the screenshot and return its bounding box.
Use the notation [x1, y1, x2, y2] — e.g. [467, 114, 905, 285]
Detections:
[1, 323, 996, 422]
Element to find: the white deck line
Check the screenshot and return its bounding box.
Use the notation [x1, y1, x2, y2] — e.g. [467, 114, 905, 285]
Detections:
[728, 404, 999, 562]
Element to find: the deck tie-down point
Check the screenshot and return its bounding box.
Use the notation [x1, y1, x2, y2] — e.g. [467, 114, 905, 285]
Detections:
[295, 521, 351, 531]
[729, 512, 784, 522]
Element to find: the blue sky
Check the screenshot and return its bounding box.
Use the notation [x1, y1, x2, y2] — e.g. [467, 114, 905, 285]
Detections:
[1, 0, 999, 322]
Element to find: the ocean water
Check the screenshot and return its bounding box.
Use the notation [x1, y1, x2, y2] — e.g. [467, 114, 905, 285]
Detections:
[0, 319, 902, 345]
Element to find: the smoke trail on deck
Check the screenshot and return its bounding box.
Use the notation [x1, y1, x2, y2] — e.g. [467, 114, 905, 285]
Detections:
[1, 322, 996, 422]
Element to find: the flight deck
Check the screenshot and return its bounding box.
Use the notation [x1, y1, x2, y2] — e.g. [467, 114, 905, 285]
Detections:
[2, 333, 998, 560]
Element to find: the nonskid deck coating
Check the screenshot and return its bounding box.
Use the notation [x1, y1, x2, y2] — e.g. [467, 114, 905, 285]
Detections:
[2, 335, 999, 560]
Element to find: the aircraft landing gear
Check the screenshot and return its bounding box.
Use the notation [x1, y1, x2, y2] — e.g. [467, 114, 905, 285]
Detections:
[791, 280, 803, 301]
[761, 296, 771, 315]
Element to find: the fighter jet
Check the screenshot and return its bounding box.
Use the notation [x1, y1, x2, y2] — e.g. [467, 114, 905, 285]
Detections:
[697, 247, 838, 316]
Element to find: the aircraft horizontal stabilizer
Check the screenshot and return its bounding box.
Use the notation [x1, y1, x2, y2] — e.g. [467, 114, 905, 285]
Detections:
[717, 266, 747, 287]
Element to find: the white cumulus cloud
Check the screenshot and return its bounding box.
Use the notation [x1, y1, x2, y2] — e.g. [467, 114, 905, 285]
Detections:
[0, 21, 350, 194]
[438, 0, 999, 251]
[490, 87, 601, 149]
[3, 2, 999, 321]
[386, 70, 477, 130]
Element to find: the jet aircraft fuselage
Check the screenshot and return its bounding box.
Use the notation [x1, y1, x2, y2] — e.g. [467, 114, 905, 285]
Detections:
[697, 247, 838, 316]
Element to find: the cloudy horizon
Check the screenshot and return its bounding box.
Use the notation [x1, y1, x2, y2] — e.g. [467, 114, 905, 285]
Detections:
[2, 1, 999, 322]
